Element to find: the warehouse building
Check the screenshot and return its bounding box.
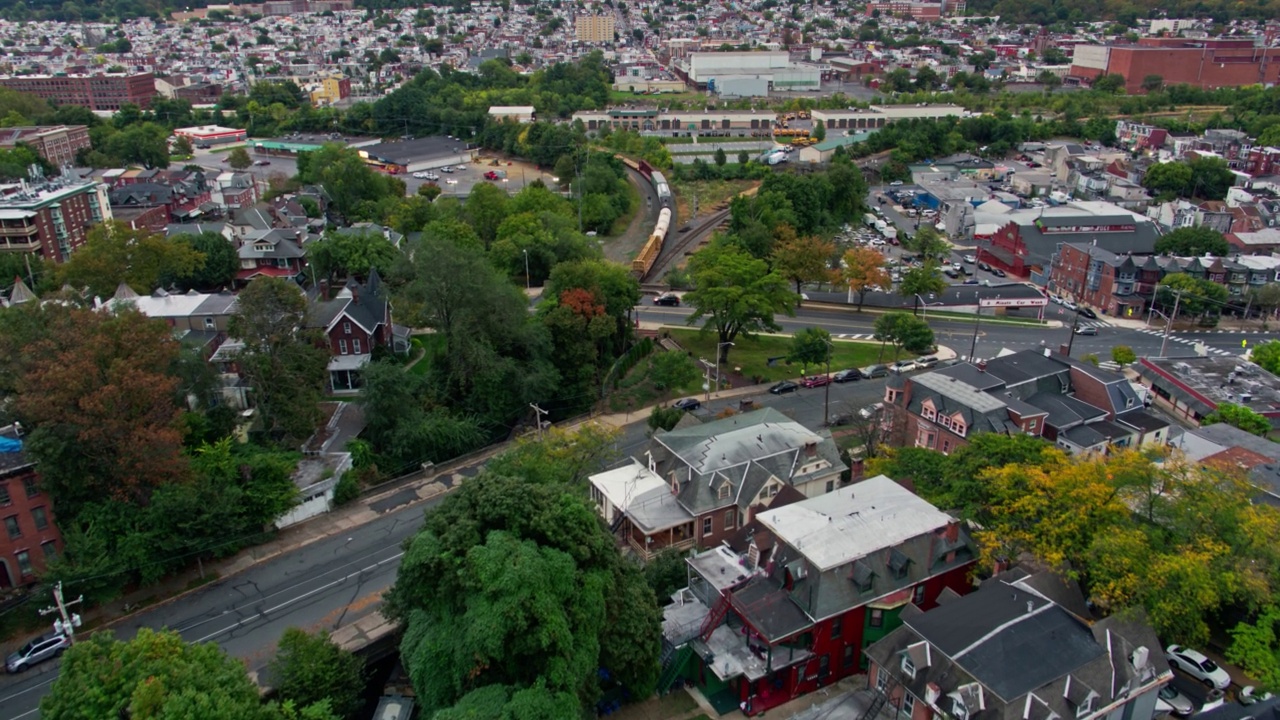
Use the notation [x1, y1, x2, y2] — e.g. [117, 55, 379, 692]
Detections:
[1070, 38, 1280, 93]
[574, 107, 777, 136]
[358, 136, 476, 174]
[811, 104, 970, 130]
[675, 51, 822, 93]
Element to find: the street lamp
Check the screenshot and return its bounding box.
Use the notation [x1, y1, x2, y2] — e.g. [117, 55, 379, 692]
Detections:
[523, 249, 530, 291]
[715, 342, 734, 397]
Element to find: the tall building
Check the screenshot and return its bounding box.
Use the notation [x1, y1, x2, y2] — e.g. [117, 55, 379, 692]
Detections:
[1070, 38, 1280, 93]
[575, 14, 615, 44]
[0, 126, 91, 167]
[0, 177, 112, 263]
[0, 73, 157, 111]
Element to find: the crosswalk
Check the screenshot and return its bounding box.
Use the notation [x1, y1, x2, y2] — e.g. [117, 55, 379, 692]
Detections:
[833, 333, 876, 340]
[1133, 328, 1238, 356]
[1076, 319, 1112, 330]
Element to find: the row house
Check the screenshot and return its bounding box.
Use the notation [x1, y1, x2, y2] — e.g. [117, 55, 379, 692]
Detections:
[885, 349, 1170, 457]
[865, 568, 1170, 720]
[1048, 244, 1164, 318]
[102, 284, 240, 358]
[588, 408, 847, 560]
[656, 476, 977, 716]
[1245, 146, 1280, 177]
[1114, 120, 1166, 153]
[0, 425, 62, 590]
[306, 270, 405, 392]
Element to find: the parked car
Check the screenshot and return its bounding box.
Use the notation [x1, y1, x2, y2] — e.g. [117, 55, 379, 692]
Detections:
[944, 268, 960, 279]
[889, 180, 904, 186]
[5, 631, 69, 673]
[857, 402, 885, 419]
[832, 368, 861, 383]
[440, 166, 454, 173]
[769, 380, 800, 395]
[1166, 645, 1232, 689]
[962, 254, 977, 264]
[672, 398, 701, 412]
[826, 413, 853, 427]
[1155, 686, 1195, 717]
[914, 356, 939, 369]
[1074, 326, 1098, 336]
[1062, 299, 1078, 311]
[1049, 295, 1064, 305]
[978, 261, 992, 272]
[860, 364, 889, 379]
[991, 268, 1007, 278]
[891, 359, 918, 373]
[1078, 306, 1098, 319]
[1239, 687, 1274, 706]
[962, 278, 979, 285]
[801, 374, 831, 388]
[653, 293, 680, 306]
[253, 160, 270, 166]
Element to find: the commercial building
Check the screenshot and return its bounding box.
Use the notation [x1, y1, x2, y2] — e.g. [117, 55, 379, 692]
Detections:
[1070, 38, 1280, 94]
[575, 104, 966, 137]
[357, 136, 475, 174]
[865, 568, 1170, 720]
[1135, 356, 1280, 430]
[0, 126, 91, 167]
[574, 14, 615, 44]
[0, 177, 111, 263]
[174, 125, 248, 146]
[677, 51, 822, 93]
[653, 474, 976, 715]
[0, 424, 62, 589]
[308, 75, 351, 107]
[864, 0, 967, 20]
[0, 73, 157, 111]
[983, 200, 1162, 278]
[488, 105, 535, 123]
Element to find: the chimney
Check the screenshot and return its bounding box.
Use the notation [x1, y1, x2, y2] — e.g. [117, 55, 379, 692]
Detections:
[318, 279, 329, 299]
[977, 360, 987, 372]
[926, 683, 942, 705]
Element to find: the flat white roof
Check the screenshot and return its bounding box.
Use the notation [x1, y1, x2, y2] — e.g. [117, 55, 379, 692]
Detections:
[757, 475, 954, 572]
[488, 105, 534, 114]
[109, 293, 210, 318]
[0, 209, 35, 220]
[590, 461, 667, 513]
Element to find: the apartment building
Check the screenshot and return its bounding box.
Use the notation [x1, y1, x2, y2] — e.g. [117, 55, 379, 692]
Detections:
[0, 73, 157, 111]
[575, 14, 615, 44]
[0, 125, 91, 167]
[0, 425, 62, 589]
[0, 178, 111, 263]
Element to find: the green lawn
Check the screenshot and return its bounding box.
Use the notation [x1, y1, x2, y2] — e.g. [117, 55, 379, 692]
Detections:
[407, 335, 444, 376]
[665, 328, 888, 384]
[606, 348, 706, 413]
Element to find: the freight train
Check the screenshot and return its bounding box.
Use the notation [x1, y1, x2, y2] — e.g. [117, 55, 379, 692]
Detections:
[631, 207, 671, 277]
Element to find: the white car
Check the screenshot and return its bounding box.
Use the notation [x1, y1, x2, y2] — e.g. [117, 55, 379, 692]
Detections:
[1155, 686, 1194, 717]
[889, 180, 904, 186]
[1166, 645, 1231, 690]
[1062, 299, 1078, 311]
[963, 254, 977, 264]
[870, 238, 887, 246]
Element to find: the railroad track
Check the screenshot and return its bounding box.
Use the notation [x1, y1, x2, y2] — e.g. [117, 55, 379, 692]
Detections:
[641, 207, 732, 283]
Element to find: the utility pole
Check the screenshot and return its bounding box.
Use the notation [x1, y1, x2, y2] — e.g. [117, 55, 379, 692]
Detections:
[1065, 308, 1081, 356]
[1159, 290, 1182, 357]
[529, 403, 549, 440]
[716, 342, 734, 398]
[39, 582, 83, 645]
[969, 295, 983, 361]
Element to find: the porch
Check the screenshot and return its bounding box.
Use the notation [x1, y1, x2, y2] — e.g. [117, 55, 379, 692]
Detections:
[327, 353, 370, 393]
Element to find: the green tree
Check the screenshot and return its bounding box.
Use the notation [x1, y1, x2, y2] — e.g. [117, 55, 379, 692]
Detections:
[171, 230, 238, 290]
[1188, 156, 1236, 200]
[1140, 74, 1164, 93]
[297, 144, 404, 221]
[1156, 273, 1229, 321]
[58, 221, 204, 297]
[642, 548, 690, 604]
[228, 145, 254, 170]
[737, 150, 749, 165]
[1227, 606, 1280, 692]
[873, 311, 934, 360]
[42, 628, 296, 720]
[713, 147, 727, 166]
[1092, 73, 1126, 93]
[308, 229, 401, 283]
[906, 225, 950, 263]
[465, 181, 510, 249]
[229, 277, 329, 445]
[771, 233, 834, 300]
[650, 351, 700, 397]
[1203, 402, 1271, 437]
[812, 119, 826, 142]
[1142, 161, 1192, 199]
[683, 243, 795, 363]
[1111, 345, 1137, 366]
[1249, 284, 1280, 329]
[899, 262, 948, 314]
[1250, 340, 1280, 376]
[649, 404, 685, 432]
[1155, 226, 1230, 256]
[789, 327, 833, 368]
[268, 628, 365, 720]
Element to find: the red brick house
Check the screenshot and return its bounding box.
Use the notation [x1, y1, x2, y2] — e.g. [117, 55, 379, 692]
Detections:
[658, 475, 977, 716]
[588, 408, 848, 560]
[0, 425, 62, 589]
[307, 270, 401, 392]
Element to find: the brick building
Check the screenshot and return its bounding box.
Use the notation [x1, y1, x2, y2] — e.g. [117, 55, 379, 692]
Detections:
[864, 0, 965, 19]
[0, 177, 112, 263]
[1047, 244, 1164, 318]
[0, 73, 157, 111]
[1070, 38, 1280, 94]
[0, 126, 91, 167]
[0, 425, 62, 589]
[981, 201, 1161, 278]
[574, 14, 615, 43]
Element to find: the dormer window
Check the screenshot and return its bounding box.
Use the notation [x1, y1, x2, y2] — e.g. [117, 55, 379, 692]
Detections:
[254, 242, 271, 252]
[717, 483, 731, 501]
[921, 399, 937, 421]
[953, 698, 970, 720]
[852, 560, 874, 593]
[888, 548, 911, 580]
[901, 654, 916, 680]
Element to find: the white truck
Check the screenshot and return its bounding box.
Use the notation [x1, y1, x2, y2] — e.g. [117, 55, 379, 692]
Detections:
[875, 219, 888, 232]
[766, 151, 788, 165]
[864, 212, 878, 227]
[882, 226, 897, 241]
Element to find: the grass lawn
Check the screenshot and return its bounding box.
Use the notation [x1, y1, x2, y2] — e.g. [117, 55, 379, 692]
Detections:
[407, 334, 443, 376]
[665, 328, 887, 384]
[609, 181, 644, 237]
[606, 347, 706, 414]
[659, 136, 697, 145]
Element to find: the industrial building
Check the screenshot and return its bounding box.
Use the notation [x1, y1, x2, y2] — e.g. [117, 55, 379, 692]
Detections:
[358, 136, 476, 174]
[1136, 356, 1280, 430]
[675, 51, 821, 94]
[575, 14, 615, 44]
[575, 104, 967, 138]
[488, 105, 536, 123]
[174, 125, 248, 146]
[863, 0, 967, 20]
[811, 104, 970, 131]
[1070, 38, 1280, 93]
[0, 73, 157, 111]
[0, 176, 112, 263]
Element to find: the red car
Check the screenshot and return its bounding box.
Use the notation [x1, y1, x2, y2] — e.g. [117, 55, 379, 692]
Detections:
[800, 375, 831, 388]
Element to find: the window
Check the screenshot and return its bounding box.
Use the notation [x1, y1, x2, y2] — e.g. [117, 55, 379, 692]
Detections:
[876, 667, 888, 692]
[702, 517, 712, 536]
[717, 483, 731, 500]
[23, 477, 37, 498]
[15, 550, 32, 576]
[0, 482, 9, 505]
[903, 694, 916, 717]
[204, 316, 216, 330]
[922, 405, 937, 421]
[343, 322, 352, 335]
[941, 439, 951, 454]
[913, 585, 926, 605]
[818, 654, 830, 677]
[4, 515, 19, 539]
[826, 480, 835, 493]
[41, 540, 56, 561]
[724, 509, 735, 530]
[843, 644, 856, 669]
[901, 654, 916, 679]
[831, 616, 843, 640]
[31, 507, 47, 531]
[870, 608, 883, 627]
[339, 339, 348, 355]
[353, 339, 362, 354]
[766, 482, 779, 498]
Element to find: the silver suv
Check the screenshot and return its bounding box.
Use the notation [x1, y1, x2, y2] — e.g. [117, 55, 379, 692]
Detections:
[5, 631, 69, 673]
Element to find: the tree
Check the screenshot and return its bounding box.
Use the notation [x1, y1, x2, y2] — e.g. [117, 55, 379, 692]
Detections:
[172, 230, 238, 290]
[58, 221, 204, 297]
[1092, 73, 1126, 93]
[228, 146, 254, 170]
[1140, 74, 1164, 93]
[771, 233, 834, 300]
[713, 147, 727, 166]
[737, 150, 749, 165]
[841, 246, 891, 311]
[1227, 606, 1280, 692]
[1155, 226, 1230, 257]
[1188, 156, 1235, 200]
[649, 405, 684, 432]
[899, 262, 947, 313]
[1142, 161, 1192, 199]
[789, 327, 833, 368]
[1249, 284, 1280, 329]
[1037, 70, 1063, 90]
[1111, 345, 1137, 366]
[1156, 273, 1229, 321]
[1203, 402, 1271, 437]
[41, 628, 303, 720]
[465, 181, 510, 249]
[873, 311, 934, 360]
[307, 230, 401, 283]
[650, 351, 700, 398]
[683, 243, 795, 362]
[1250, 340, 1280, 376]
[268, 628, 365, 720]
[906, 225, 950, 263]
[813, 120, 826, 142]
[229, 277, 329, 444]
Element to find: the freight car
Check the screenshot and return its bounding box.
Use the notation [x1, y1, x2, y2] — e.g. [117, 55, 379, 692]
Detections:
[631, 207, 671, 277]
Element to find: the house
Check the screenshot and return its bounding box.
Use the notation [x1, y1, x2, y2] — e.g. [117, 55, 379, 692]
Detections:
[657, 476, 977, 715]
[864, 568, 1171, 720]
[237, 229, 308, 283]
[218, 171, 259, 210]
[886, 349, 1169, 456]
[306, 269, 402, 392]
[588, 408, 847, 560]
[1172, 423, 1280, 506]
[0, 424, 62, 589]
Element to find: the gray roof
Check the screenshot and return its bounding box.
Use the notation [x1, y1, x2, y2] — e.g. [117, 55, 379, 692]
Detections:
[1192, 423, 1280, 460]
[307, 268, 389, 336]
[907, 372, 1018, 436]
[1012, 212, 1161, 267]
[239, 229, 307, 260]
[980, 352, 1071, 393]
[1024, 392, 1108, 430]
[912, 372, 1008, 413]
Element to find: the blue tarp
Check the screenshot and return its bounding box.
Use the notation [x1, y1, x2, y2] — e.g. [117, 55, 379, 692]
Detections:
[0, 437, 21, 452]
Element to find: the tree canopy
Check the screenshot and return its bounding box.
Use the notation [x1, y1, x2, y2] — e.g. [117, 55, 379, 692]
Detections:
[58, 221, 204, 298]
[1154, 226, 1230, 257]
[683, 243, 796, 361]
